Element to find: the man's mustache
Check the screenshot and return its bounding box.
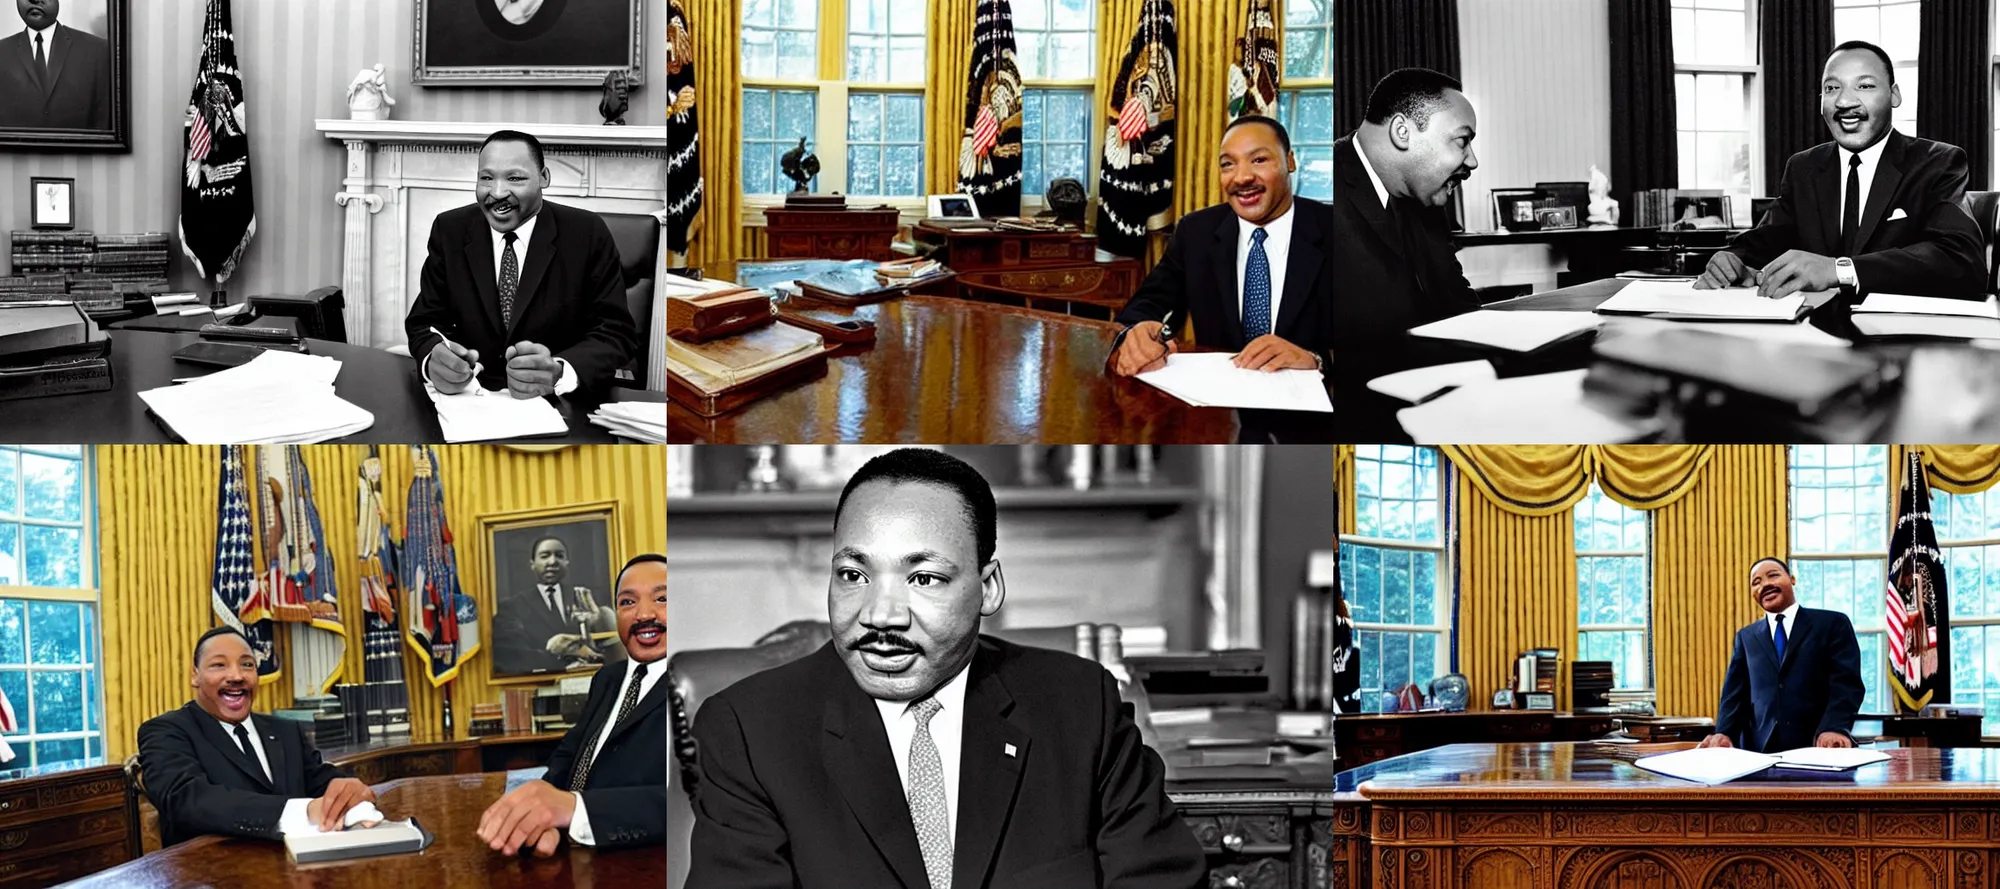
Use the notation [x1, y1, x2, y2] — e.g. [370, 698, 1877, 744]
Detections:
[628, 619, 664, 635]
[849, 631, 923, 654]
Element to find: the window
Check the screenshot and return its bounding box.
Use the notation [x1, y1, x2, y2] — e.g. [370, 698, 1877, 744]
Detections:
[1280, 1, 1334, 202]
[1832, 0, 1920, 137]
[741, 0, 822, 196]
[1021, 90, 1092, 198]
[1933, 485, 2000, 736]
[1671, 0, 1759, 226]
[846, 0, 926, 83]
[1015, 0, 1096, 203]
[1789, 445, 1891, 715]
[1574, 486, 1651, 690]
[1339, 446, 1447, 713]
[741, 89, 820, 195]
[847, 92, 925, 197]
[741, 0, 819, 81]
[0, 446, 102, 768]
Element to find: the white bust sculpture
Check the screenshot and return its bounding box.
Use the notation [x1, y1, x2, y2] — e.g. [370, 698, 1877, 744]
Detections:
[346, 63, 397, 121]
[1587, 164, 1619, 226]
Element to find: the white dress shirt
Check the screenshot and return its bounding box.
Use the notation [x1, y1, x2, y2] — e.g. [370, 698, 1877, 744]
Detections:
[1236, 204, 1295, 332]
[24, 20, 56, 76]
[874, 661, 971, 844]
[1767, 600, 1802, 648]
[420, 210, 576, 394]
[215, 714, 272, 783]
[216, 713, 385, 836]
[567, 656, 665, 846]
[1353, 138, 1393, 208]
[1838, 135, 1890, 251]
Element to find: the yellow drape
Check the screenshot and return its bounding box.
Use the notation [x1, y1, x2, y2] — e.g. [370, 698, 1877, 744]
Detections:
[1336, 445, 1354, 536]
[1649, 446, 1788, 720]
[684, 0, 747, 267]
[98, 446, 667, 761]
[924, 0, 977, 196]
[1442, 445, 1714, 516]
[1889, 445, 2000, 494]
[1456, 470, 1578, 710]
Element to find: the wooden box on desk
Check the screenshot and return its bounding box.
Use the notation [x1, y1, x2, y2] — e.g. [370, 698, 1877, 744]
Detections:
[915, 223, 1141, 311]
[762, 206, 901, 261]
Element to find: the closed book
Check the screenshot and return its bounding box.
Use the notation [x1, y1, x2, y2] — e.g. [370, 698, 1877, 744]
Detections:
[666, 287, 775, 342]
[285, 818, 432, 864]
[0, 304, 87, 355]
[0, 356, 110, 401]
[664, 320, 823, 387]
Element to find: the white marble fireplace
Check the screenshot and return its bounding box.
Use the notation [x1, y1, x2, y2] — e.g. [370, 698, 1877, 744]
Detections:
[315, 119, 668, 390]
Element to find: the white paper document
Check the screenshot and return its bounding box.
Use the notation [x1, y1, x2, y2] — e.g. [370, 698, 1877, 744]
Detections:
[1634, 747, 1781, 785]
[139, 350, 373, 444]
[1406, 310, 1601, 352]
[588, 401, 667, 443]
[1767, 746, 1890, 771]
[1852, 313, 2000, 340]
[1395, 370, 1656, 444]
[1597, 316, 1853, 349]
[1133, 352, 1332, 412]
[1596, 280, 1807, 321]
[1852, 292, 2000, 319]
[1366, 360, 1497, 403]
[425, 383, 569, 443]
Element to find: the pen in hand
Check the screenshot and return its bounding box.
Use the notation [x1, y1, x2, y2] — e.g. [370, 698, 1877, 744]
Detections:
[1156, 311, 1175, 344]
[428, 325, 485, 384]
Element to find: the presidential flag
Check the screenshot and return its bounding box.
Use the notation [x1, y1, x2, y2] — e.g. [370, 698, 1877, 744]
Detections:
[211, 445, 278, 683]
[1888, 449, 1950, 712]
[665, 0, 702, 253]
[1095, 0, 1178, 258]
[404, 446, 480, 686]
[1228, 0, 1280, 120]
[179, 0, 256, 284]
[957, 0, 1024, 216]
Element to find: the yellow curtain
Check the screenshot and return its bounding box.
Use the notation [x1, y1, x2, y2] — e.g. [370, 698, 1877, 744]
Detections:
[684, 0, 747, 267]
[1442, 445, 1714, 517]
[1650, 446, 1788, 720]
[1336, 445, 1354, 536]
[1455, 471, 1578, 710]
[924, 0, 977, 196]
[1888, 445, 2000, 494]
[98, 446, 667, 761]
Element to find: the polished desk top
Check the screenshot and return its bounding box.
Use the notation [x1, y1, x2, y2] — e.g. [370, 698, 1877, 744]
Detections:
[670, 269, 1332, 442]
[0, 330, 664, 444]
[105, 313, 301, 335]
[1340, 741, 2000, 803]
[69, 773, 660, 888]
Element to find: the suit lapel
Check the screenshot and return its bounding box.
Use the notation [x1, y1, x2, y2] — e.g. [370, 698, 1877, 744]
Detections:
[1274, 201, 1325, 341]
[1336, 137, 1407, 263]
[1778, 609, 1808, 675]
[189, 704, 274, 791]
[1211, 220, 1240, 347]
[1814, 147, 1842, 254]
[257, 715, 290, 795]
[463, 224, 503, 336]
[821, 678, 930, 889]
[1855, 132, 1907, 253]
[11, 32, 40, 94]
[506, 210, 560, 342]
[43, 26, 68, 99]
[950, 648, 1029, 889]
[602, 665, 669, 746]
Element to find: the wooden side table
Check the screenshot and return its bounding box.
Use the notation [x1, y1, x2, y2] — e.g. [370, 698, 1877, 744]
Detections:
[761, 206, 901, 261]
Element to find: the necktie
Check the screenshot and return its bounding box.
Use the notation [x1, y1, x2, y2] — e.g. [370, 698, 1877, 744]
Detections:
[1774, 614, 1788, 664]
[232, 723, 265, 781]
[544, 585, 562, 618]
[33, 33, 44, 80]
[1242, 227, 1272, 341]
[499, 232, 520, 329]
[1842, 154, 1862, 254]
[907, 696, 952, 889]
[570, 662, 647, 792]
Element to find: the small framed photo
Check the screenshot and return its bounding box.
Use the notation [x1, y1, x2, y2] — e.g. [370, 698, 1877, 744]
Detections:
[30, 177, 74, 230]
[1491, 689, 1516, 710]
[1535, 206, 1579, 229]
[1524, 692, 1556, 711]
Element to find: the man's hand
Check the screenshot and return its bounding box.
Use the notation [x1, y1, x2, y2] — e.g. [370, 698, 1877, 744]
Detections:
[543, 633, 600, 659]
[530, 826, 562, 858]
[563, 588, 597, 624]
[306, 777, 378, 832]
[1696, 733, 1734, 749]
[1815, 731, 1855, 749]
[1110, 321, 1175, 377]
[477, 779, 577, 856]
[1694, 250, 1754, 290]
[1232, 334, 1318, 372]
[1756, 250, 1839, 299]
[425, 340, 482, 394]
[504, 342, 561, 399]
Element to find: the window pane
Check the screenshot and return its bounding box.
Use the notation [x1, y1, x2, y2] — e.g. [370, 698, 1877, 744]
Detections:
[884, 144, 923, 195]
[848, 94, 882, 141]
[744, 0, 775, 28]
[27, 601, 79, 666]
[884, 95, 924, 143]
[1054, 0, 1091, 29]
[0, 602, 21, 665]
[0, 523, 14, 586]
[1050, 32, 1093, 80]
[848, 34, 885, 81]
[777, 31, 817, 81]
[889, 36, 925, 82]
[777, 90, 819, 139]
[1381, 632, 1411, 692]
[1412, 632, 1437, 689]
[33, 738, 82, 767]
[23, 526, 80, 588]
[1017, 31, 1047, 80]
[1283, 29, 1325, 81]
[742, 28, 777, 78]
[780, 0, 816, 28]
[32, 669, 82, 733]
[1015, 0, 1047, 30]
[849, 148, 883, 195]
[0, 450, 16, 518]
[20, 455, 79, 523]
[79, 603, 94, 666]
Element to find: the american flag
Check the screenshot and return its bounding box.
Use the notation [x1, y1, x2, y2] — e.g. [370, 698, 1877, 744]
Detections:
[1116, 96, 1149, 142]
[1886, 448, 1949, 712]
[972, 106, 999, 158]
[210, 445, 277, 680]
[404, 446, 479, 686]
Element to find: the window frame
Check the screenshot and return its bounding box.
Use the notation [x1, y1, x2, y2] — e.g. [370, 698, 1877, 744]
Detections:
[1278, 0, 1334, 204]
[0, 446, 103, 769]
[1788, 444, 1892, 717]
[1344, 446, 1450, 712]
[1924, 488, 2000, 741]
[1670, 0, 1764, 225]
[1830, 0, 1921, 138]
[1573, 484, 1653, 692]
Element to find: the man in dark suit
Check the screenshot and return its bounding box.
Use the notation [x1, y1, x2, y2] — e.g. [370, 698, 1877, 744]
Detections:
[0, 0, 112, 130]
[688, 449, 1205, 889]
[137, 627, 382, 847]
[1696, 41, 1983, 299]
[1331, 68, 1484, 441]
[476, 554, 668, 855]
[1109, 115, 1330, 378]
[404, 129, 639, 398]
[492, 534, 619, 676]
[1700, 557, 1866, 753]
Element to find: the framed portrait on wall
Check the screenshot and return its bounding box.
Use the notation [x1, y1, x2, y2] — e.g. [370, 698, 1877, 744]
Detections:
[30, 176, 73, 229]
[0, 0, 129, 150]
[482, 500, 626, 683]
[414, 0, 645, 87]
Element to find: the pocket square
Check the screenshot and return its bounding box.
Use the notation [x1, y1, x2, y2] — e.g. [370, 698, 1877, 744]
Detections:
[1889, 207, 1909, 221]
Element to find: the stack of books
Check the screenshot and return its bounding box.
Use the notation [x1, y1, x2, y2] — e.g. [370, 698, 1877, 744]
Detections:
[467, 703, 505, 738]
[1572, 661, 1616, 713]
[0, 274, 69, 303]
[91, 232, 172, 283]
[9, 231, 94, 274]
[665, 320, 828, 417]
[0, 303, 111, 401]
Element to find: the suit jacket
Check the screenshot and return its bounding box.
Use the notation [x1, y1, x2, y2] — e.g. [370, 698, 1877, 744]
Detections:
[1113, 197, 1332, 361]
[1329, 134, 1482, 441]
[404, 201, 639, 393]
[495, 584, 585, 676]
[1714, 607, 1866, 753]
[1725, 130, 1984, 298]
[541, 657, 669, 848]
[0, 23, 111, 131]
[688, 637, 1206, 889]
[136, 702, 348, 848]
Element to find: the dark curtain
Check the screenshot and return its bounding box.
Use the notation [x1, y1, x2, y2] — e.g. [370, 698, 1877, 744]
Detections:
[1918, 0, 1991, 190]
[1607, 0, 1679, 211]
[1761, 0, 1834, 193]
[1334, 0, 1461, 136]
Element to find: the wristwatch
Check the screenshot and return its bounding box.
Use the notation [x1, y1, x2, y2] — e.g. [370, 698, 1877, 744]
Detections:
[1834, 256, 1857, 292]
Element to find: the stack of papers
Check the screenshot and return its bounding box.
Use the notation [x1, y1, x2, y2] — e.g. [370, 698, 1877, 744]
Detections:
[1133, 352, 1332, 412]
[1406, 310, 1601, 352]
[138, 350, 373, 443]
[1366, 360, 1497, 404]
[1851, 292, 2000, 340]
[426, 383, 569, 443]
[1394, 369, 1658, 443]
[1635, 745, 1889, 785]
[1594, 280, 1809, 322]
[589, 401, 667, 442]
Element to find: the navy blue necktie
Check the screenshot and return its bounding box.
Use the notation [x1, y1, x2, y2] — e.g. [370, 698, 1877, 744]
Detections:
[1243, 227, 1271, 340]
[1773, 614, 1788, 663]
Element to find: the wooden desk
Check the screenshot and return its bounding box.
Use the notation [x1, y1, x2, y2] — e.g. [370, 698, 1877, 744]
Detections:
[1331, 741, 2000, 889]
[70, 773, 657, 888]
[1331, 711, 1617, 770]
[914, 222, 1143, 316]
[762, 206, 900, 261]
[1162, 710, 1338, 889]
[0, 760, 135, 888]
[669, 275, 1332, 442]
[105, 314, 301, 336]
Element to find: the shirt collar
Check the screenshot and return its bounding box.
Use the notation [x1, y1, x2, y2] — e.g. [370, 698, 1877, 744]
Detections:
[492, 212, 539, 250]
[1768, 601, 1802, 632]
[873, 656, 973, 723]
[1353, 137, 1392, 208]
[1240, 201, 1297, 246]
[1843, 133, 1890, 172]
[24, 19, 57, 38]
[214, 713, 253, 739]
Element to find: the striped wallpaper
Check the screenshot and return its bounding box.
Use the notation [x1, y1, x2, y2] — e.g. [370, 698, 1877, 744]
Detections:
[1455, 0, 1613, 233]
[0, 0, 666, 302]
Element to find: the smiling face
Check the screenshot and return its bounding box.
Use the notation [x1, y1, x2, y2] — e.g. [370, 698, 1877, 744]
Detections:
[476, 138, 548, 233]
[530, 537, 569, 586]
[828, 479, 1003, 702]
[16, 0, 55, 28]
[614, 560, 667, 663]
[1821, 48, 1899, 152]
[1396, 89, 1479, 207]
[1218, 121, 1296, 226]
[1750, 559, 1798, 614]
[191, 633, 258, 724]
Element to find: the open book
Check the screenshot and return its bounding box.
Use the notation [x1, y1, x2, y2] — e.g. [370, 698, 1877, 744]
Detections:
[1635, 745, 1889, 785]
